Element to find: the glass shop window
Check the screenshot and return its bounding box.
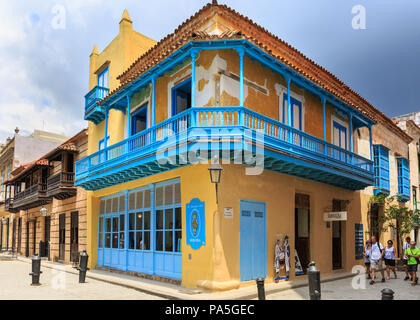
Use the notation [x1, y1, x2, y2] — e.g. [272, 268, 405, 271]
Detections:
[128, 189, 151, 251]
[155, 182, 182, 253]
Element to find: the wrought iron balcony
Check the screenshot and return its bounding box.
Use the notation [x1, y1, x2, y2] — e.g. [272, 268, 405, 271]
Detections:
[75, 107, 374, 191]
[84, 86, 109, 124]
[12, 183, 50, 211]
[46, 172, 76, 200]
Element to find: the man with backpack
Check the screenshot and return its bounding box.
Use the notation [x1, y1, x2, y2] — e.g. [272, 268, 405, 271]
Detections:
[369, 236, 385, 285]
[405, 240, 420, 286]
[402, 237, 411, 281]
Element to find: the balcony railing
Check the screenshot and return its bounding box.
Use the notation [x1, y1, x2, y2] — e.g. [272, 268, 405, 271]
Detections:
[47, 172, 75, 191]
[13, 183, 47, 205]
[85, 86, 109, 114]
[76, 107, 373, 184]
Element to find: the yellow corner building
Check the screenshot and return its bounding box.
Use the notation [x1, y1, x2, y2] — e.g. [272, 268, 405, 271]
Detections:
[75, 2, 419, 290]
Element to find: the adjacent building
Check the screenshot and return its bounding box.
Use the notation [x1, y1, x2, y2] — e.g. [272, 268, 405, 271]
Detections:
[0, 128, 69, 252]
[3, 129, 88, 264]
[394, 118, 420, 244]
[357, 118, 419, 254]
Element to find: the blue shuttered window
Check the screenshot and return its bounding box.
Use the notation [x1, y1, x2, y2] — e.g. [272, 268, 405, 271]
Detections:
[373, 145, 390, 195]
[397, 158, 410, 201]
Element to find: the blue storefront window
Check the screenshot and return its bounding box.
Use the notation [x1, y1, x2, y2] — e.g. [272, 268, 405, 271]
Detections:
[397, 158, 410, 201]
[128, 189, 151, 251]
[373, 145, 390, 195]
[97, 179, 182, 279]
[155, 183, 182, 253]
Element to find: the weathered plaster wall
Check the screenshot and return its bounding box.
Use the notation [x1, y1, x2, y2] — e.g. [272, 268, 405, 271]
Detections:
[214, 164, 363, 289]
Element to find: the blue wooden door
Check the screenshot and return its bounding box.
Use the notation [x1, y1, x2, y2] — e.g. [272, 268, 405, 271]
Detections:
[240, 200, 266, 281]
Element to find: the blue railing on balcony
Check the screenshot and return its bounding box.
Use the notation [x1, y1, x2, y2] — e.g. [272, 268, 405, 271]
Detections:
[76, 107, 374, 180]
[85, 86, 109, 113]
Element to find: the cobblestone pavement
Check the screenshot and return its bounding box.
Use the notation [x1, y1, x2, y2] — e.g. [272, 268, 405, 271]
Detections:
[0, 260, 164, 300]
[266, 271, 420, 300]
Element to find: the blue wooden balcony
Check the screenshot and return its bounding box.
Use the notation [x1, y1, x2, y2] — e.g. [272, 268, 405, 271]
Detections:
[84, 86, 109, 124]
[75, 107, 374, 191]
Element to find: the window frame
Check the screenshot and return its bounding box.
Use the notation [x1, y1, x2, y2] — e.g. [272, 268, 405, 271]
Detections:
[131, 103, 148, 136]
[128, 188, 152, 252]
[97, 66, 109, 89]
[397, 157, 410, 200]
[281, 93, 302, 130]
[155, 181, 182, 254]
[373, 144, 390, 195]
[171, 78, 192, 117]
[98, 136, 110, 151]
[332, 119, 348, 150]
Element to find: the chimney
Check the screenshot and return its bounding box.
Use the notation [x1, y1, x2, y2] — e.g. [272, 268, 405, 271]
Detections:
[119, 9, 133, 34]
[89, 44, 99, 90]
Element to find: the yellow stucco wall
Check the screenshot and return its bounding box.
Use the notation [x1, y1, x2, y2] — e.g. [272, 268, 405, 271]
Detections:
[87, 12, 156, 157]
[215, 164, 363, 289]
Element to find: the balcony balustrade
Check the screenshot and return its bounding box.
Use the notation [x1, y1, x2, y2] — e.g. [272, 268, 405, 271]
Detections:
[76, 106, 374, 191]
[84, 86, 109, 124]
[12, 182, 49, 211]
[46, 172, 76, 200]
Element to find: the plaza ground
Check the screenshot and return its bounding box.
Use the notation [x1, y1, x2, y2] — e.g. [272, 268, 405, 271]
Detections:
[0, 256, 419, 300]
[0, 259, 162, 300]
[264, 271, 420, 300]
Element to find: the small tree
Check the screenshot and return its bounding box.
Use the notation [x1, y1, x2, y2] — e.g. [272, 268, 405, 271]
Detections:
[379, 195, 415, 256]
[367, 194, 388, 239]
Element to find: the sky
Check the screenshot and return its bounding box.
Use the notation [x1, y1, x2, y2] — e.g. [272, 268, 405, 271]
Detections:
[0, 0, 419, 143]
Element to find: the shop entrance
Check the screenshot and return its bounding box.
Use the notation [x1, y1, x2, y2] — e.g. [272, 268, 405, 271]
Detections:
[25, 221, 29, 257]
[32, 218, 36, 255]
[44, 216, 51, 259]
[59, 214, 66, 261]
[12, 219, 16, 252]
[240, 200, 266, 281]
[295, 194, 310, 275]
[70, 212, 79, 263]
[17, 218, 22, 254]
[332, 199, 346, 270]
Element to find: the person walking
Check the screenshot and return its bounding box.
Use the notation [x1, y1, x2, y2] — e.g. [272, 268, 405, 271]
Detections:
[384, 240, 397, 280]
[369, 235, 385, 285]
[405, 240, 420, 286]
[363, 240, 372, 279]
[402, 237, 411, 281]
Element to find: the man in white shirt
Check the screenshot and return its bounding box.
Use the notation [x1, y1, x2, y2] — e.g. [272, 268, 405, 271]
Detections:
[402, 237, 411, 281]
[369, 236, 385, 285]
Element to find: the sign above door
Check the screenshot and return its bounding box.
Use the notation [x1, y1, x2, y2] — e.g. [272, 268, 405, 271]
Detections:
[323, 211, 347, 221]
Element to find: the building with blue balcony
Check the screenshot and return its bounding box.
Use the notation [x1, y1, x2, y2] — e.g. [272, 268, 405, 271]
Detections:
[75, 2, 415, 290]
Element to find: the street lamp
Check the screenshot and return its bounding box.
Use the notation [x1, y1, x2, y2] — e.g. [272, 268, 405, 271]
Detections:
[40, 206, 48, 217]
[209, 155, 223, 204]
